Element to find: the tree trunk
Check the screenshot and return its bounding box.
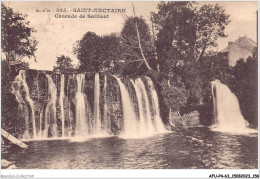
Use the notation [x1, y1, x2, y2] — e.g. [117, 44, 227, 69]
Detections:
[1, 128, 28, 148]
[135, 23, 152, 70]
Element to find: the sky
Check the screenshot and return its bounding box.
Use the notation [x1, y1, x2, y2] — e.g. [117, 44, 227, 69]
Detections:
[3, 1, 258, 70]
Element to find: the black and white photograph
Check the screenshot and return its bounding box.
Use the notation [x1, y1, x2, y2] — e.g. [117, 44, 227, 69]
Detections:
[1, 0, 259, 178]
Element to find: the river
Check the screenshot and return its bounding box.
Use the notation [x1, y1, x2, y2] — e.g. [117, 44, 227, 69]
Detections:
[2, 127, 258, 169]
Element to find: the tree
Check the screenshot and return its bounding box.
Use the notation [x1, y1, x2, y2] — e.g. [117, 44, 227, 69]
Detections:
[73, 32, 121, 73]
[1, 4, 38, 136]
[120, 16, 157, 75]
[151, 2, 230, 71]
[195, 4, 230, 61]
[1, 3, 38, 62]
[53, 55, 74, 73]
[229, 52, 258, 126]
[151, 2, 230, 105]
[160, 77, 188, 112]
[152, 2, 197, 73]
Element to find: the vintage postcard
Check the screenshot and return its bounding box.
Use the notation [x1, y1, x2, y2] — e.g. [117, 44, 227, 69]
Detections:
[1, 1, 259, 178]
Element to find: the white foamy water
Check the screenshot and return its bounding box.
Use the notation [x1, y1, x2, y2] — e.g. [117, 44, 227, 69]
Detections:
[103, 75, 110, 133]
[45, 75, 58, 138]
[12, 71, 169, 140]
[94, 73, 102, 135]
[211, 80, 257, 134]
[11, 70, 36, 139]
[113, 76, 167, 139]
[130, 78, 157, 137]
[113, 76, 139, 138]
[75, 74, 89, 136]
[59, 74, 65, 137]
[145, 77, 166, 133]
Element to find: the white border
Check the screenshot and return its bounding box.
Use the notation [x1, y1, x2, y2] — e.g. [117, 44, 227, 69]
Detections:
[0, 0, 259, 178]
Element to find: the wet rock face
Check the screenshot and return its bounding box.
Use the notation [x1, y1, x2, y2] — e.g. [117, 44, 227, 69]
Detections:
[7, 68, 167, 139]
[7, 69, 123, 138]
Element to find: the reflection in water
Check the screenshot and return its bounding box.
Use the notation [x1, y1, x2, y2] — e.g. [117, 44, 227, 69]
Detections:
[2, 128, 257, 169]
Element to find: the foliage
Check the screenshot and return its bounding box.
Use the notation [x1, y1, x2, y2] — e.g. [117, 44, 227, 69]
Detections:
[152, 2, 230, 72]
[152, 2, 197, 73]
[74, 17, 157, 76]
[151, 2, 230, 107]
[1, 3, 38, 62]
[1, 4, 38, 136]
[73, 32, 121, 73]
[229, 53, 258, 126]
[189, 49, 258, 126]
[120, 16, 156, 75]
[1, 61, 21, 136]
[195, 4, 230, 61]
[198, 53, 231, 104]
[53, 55, 74, 73]
[160, 77, 188, 112]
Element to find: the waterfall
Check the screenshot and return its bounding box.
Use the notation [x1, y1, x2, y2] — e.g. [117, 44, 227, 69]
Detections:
[59, 74, 65, 137]
[211, 80, 252, 133]
[39, 110, 43, 137]
[45, 75, 58, 138]
[75, 74, 89, 136]
[23, 72, 37, 139]
[67, 75, 73, 135]
[130, 79, 146, 132]
[145, 77, 166, 133]
[94, 73, 102, 135]
[12, 71, 169, 140]
[103, 75, 109, 133]
[135, 78, 155, 133]
[11, 70, 36, 139]
[113, 76, 138, 138]
[36, 72, 41, 136]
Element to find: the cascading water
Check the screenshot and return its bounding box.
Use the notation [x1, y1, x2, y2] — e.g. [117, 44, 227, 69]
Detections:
[113, 76, 139, 138]
[23, 73, 37, 139]
[59, 74, 65, 137]
[12, 70, 168, 140]
[94, 73, 102, 135]
[103, 75, 109, 133]
[67, 75, 73, 135]
[135, 78, 155, 133]
[211, 80, 254, 133]
[130, 79, 146, 132]
[45, 75, 58, 138]
[36, 72, 44, 137]
[11, 70, 36, 139]
[145, 77, 166, 133]
[75, 74, 89, 137]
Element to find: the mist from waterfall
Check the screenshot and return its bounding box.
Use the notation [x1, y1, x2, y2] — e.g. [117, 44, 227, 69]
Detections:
[211, 80, 255, 133]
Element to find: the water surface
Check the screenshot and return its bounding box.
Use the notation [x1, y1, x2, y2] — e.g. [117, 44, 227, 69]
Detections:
[2, 127, 258, 169]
